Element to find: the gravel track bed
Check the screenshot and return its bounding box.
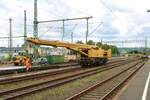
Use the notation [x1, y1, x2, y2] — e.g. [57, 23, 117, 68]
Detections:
[78, 62, 143, 100]
[0, 59, 131, 91]
[0, 67, 82, 91]
[21, 60, 141, 100]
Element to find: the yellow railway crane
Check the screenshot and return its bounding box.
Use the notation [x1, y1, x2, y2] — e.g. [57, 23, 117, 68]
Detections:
[26, 38, 111, 67]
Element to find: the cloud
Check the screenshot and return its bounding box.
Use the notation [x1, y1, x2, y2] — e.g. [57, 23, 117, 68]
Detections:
[0, 0, 150, 47]
[112, 18, 128, 37]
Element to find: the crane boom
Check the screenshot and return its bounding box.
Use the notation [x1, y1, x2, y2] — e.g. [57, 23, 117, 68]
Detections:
[26, 38, 97, 49]
[26, 37, 111, 67]
[26, 38, 98, 56]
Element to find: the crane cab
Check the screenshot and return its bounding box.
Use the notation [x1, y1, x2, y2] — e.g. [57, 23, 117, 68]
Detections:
[79, 48, 111, 67]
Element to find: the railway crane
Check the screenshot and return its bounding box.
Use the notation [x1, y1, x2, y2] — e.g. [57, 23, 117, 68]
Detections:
[26, 37, 111, 67]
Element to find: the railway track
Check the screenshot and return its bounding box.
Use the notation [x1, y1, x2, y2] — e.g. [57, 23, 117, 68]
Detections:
[0, 66, 81, 84]
[67, 61, 145, 100]
[0, 58, 129, 85]
[0, 58, 141, 100]
[0, 62, 79, 76]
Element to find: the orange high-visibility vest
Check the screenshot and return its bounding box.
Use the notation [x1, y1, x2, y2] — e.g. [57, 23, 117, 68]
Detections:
[25, 58, 31, 68]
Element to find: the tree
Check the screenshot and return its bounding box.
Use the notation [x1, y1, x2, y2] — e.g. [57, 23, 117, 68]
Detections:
[76, 40, 83, 44]
[128, 50, 140, 54]
[96, 42, 102, 47]
[109, 45, 120, 55]
[87, 40, 95, 45]
[76, 40, 120, 56]
[102, 44, 110, 50]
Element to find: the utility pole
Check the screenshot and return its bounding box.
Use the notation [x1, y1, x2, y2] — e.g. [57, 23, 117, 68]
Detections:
[38, 16, 92, 43]
[71, 32, 73, 43]
[121, 41, 124, 48]
[86, 18, 89, 44]
[24, 10, 27, 46]
[33, 0, 39, 57]
[101, 39, 103, 44]
[9, 18, 12, 56]
[145, 37, 147, 54]
[34, 0, 38, 38]
[62, 20, 65, 41]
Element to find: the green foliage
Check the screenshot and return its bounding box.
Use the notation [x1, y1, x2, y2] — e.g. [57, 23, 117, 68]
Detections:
[87, 40, 95, 45]
[97, 42, 120, 55]
[109, 45, 120, 55]
[101, 44, 110, 50]
[76, 40, 83, 44]
[76, 40, 120, 55]
[128, 50, 142, 54]
[96, 42, 102, 47]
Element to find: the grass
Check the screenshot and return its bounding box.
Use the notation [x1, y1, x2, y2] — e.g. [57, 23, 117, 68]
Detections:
[22, 69, 109, 100]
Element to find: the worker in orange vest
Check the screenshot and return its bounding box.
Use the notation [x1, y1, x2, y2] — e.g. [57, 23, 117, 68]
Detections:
[25, 57, 31, 71]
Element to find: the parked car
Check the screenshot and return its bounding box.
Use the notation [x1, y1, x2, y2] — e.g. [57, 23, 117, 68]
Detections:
[37, 58, 48, 65]
[32, 57, 48, 65]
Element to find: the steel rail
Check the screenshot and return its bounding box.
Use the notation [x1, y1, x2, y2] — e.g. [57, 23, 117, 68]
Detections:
[67, 62, 144, 100]
[100, 63, 145, 100]
[0, 59, 140, 100]
[0, 59, 127, 84]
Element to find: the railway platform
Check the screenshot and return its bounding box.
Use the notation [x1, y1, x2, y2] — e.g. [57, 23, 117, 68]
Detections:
[0, 57, 125, 75]
[116, 59, 150, 100]
[0, 62, 78, 75]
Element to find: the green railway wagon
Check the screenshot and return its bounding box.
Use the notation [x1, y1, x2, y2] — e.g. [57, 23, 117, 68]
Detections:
[46, 55, 64, 64]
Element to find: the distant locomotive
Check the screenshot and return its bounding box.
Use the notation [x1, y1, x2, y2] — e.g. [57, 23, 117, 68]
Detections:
[26, 38, 112, 67]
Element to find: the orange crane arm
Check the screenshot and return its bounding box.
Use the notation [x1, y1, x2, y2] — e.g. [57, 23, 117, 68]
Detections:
[26, 38, 97, 49]
[26, 37, 95, 56]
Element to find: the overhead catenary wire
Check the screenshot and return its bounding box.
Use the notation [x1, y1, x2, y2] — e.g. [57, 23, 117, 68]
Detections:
[88, 22, 103, 36]
[99, 0, 144, 37]
[99, 0, 118, 18]
[0, 36, 25, 39]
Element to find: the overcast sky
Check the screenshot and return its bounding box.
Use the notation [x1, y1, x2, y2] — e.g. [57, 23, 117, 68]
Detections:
[0, 0, 150, 47]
